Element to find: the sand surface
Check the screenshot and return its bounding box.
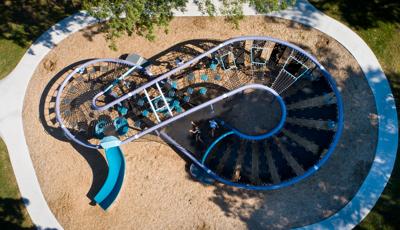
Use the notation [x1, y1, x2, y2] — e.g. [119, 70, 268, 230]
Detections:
[22, 16, 378, 229]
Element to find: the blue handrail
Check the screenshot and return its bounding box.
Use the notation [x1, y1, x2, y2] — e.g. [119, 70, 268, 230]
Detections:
[201, 114, 286, 166]
[201, 131, 234, 164]
[55, 36, 344, 192]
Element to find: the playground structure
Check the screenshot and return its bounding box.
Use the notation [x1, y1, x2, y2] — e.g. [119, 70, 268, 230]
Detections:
[55, 36, 343, 210]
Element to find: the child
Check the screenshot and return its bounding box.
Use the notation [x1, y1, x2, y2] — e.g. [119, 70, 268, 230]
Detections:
[189, 121, 204, 143]
[209, 120, 219, 137]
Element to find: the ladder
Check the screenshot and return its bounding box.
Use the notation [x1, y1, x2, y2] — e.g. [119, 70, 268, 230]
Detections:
[142, 82, 174, 123]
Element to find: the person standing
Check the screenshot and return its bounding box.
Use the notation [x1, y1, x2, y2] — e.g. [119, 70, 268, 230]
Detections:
[189, 121, 204, 143]
[209, 119, 219, 137]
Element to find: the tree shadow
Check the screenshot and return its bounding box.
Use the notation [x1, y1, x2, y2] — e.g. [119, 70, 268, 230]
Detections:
[195, 63, 382, 228]
[355, 69, 400, 229]
[38, 38, 224, 202]
[309, 0, 400, 29]
[263, 13, 314, 31]
[0, 197, 35, 229]
[262, 0, 326, 30]
[0, 1, 82, 49]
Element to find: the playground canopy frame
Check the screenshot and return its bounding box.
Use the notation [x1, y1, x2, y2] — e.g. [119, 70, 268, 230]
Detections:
[55, 35, 344, 190]
[56, 36, 343, 148]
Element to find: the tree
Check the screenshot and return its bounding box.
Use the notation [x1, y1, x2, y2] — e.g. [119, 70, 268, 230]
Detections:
[83, 0, 296, 49]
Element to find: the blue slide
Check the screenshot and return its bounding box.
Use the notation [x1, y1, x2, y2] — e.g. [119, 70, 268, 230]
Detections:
[94, 136, 125, 210]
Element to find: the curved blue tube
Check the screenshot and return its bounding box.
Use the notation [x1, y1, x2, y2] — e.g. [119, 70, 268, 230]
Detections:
[215, 89, 286, 140]
[201, 131, 234, 164]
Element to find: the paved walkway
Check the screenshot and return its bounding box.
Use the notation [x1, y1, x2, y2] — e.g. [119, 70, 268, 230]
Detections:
[274, 2, 398, 229]
[0, 1, 397, 229]
[0, 12, 98, 229]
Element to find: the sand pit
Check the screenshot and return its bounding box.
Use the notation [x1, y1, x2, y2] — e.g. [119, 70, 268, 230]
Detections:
[22, 16, 377, 229]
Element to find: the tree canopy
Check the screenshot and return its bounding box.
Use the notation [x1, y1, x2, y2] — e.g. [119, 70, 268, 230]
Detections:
[83, 0, 296, 49]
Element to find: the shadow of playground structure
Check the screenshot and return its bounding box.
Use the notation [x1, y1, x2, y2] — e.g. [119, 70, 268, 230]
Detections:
[39, 58, 108, 203]
[204, 65, 380, 229]
[39, 39, 220, 202]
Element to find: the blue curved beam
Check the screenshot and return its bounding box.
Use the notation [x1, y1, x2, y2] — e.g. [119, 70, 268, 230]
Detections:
[55, 36, 344, 191]
[213, 88, 287, 141]
[201, 131, 234, 164]
[160, 130, 330, 190]
[56, 36, 343, 153]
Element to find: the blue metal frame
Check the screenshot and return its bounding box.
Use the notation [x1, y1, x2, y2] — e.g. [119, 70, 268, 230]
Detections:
[189, 67, 344, 190]
[55, 36, 344, 191]
[214, 89, 287, 141]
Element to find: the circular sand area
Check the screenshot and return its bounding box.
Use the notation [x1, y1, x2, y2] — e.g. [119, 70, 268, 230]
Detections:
[23, 16, 377, 229]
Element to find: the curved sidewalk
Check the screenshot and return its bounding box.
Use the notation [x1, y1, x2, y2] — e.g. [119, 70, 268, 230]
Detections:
[0, 1, 397, 229]
[272, 1, 398, 229]
[0, 12, 98, 229]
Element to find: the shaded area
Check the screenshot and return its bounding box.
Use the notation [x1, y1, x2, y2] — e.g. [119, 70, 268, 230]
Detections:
[309, 1, 400, 229]
[355, 71, 400, 230]
[0, 197, 35, 229]
[0, 138, 34, 229]
[38, 39, 223, 200]
[310, 0, 400, 29]
[164, 88, 283, 154]
[0, 1, 82, 79]
[219, 90, 282, 135]
[0, 0, 81, 47]
[193, 61, 377, 228]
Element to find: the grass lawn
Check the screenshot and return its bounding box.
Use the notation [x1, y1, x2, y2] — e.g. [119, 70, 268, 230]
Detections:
[0, 138, 34, 228]
[0, 39, 26, 80]
[0, 1, 81, 227]
[0, 0, 81, 79]
[310, 0, 400, 229]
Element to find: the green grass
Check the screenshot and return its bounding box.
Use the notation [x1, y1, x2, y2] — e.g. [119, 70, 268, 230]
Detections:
[0, 1, 81, 227]
[309, 0, 400, 77]
[0, 138, 34, 228]
[309, 1, 400, 229]
[0, 0, 81, 79]
[0, 39, 26, 79]
[358, 21, 400, 74]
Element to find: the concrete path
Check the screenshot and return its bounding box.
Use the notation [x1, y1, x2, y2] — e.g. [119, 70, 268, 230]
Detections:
[272, 2, 398, 229]
[0, 1, 397, 229]
[0, 12, 98, 229]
